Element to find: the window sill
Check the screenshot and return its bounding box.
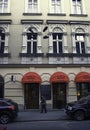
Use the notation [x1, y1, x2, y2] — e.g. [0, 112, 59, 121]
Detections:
[70, 14, 88, 17]
[46, 53, 90, 57]
[0, 13, 11, 16]
[48, 13, 66, 16]
[19, 53, 44, 57]
[23, 13, 42, 16]
[0, 53, 11, 57]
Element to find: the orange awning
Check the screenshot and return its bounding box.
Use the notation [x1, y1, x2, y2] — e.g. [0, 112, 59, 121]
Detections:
[22, 72, 41, 83]
[50, 72, 69, 83]
[75, 72, 90, 83]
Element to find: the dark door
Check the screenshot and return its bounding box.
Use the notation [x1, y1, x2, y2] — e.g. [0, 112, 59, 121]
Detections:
[53, 83, 66, 109]
[0, 76, 4, 98]
[24, 83, 39, 109]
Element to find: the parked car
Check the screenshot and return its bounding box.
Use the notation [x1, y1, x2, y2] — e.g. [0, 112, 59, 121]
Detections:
[65, 95, 90, 121]
[0, 98, 18, 124]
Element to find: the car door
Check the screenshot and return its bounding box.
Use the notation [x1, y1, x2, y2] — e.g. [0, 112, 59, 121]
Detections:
[87, 99, 90, 116]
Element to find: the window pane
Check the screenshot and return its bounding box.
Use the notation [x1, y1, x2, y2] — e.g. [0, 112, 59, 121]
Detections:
[53, 41, 57, 53]
[0, 42, 4, 53]
[33, 42, 37, 53]
[76, 42, 80, 53]
[81, 42, 85, 54]
[58, 41, 62, 53]
[27, 42, 31, 53]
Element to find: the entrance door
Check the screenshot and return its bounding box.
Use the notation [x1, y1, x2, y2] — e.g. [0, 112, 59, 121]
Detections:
[24, 83, 39, 109]
[53, 83, 66, 109]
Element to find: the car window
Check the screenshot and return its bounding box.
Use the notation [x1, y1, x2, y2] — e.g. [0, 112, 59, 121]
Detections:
[79, 95, 90, 103]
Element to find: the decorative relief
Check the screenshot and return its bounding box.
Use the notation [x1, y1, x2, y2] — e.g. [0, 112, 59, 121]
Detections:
[71, 25, 88, 33]
[49, 24, 67, 33]
[24, 24, 41, 33]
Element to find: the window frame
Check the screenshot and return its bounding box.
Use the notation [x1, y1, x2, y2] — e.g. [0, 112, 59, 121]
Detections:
[52, 33, 63, 54]
[49, 0, 63, 14]
[70, 0, 87, 15]
[75, 34, 86, 54]
[25, 0, 40, 13]
[0, 0, 10, 13]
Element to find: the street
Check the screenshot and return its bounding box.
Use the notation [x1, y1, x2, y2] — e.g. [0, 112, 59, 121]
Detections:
[1, 120, 90, 130]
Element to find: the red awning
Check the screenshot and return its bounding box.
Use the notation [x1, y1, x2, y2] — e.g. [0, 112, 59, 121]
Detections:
[22, 72, 41, 83]
[50, 72, 69, 83]
[75, 72, 90, 83]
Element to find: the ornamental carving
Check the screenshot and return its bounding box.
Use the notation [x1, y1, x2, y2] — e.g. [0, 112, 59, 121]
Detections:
[71, 25, 88, 33]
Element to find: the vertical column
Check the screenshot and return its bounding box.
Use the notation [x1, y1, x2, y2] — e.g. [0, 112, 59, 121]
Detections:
[37, 33, 42, 53]
[22, 33, 27, 53]
[49, 33, 53, 53]
[72, 34, 76, 53]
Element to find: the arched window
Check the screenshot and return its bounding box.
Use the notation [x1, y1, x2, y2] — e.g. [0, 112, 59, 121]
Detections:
[26, 27, 37, 54]
[52, 27, 63, 54]
[75, 29, 86, 54]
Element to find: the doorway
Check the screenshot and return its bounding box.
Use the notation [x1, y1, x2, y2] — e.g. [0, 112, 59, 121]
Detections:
[53, 83, 66, 109]
[24, 83, 39, 109]
[0, 76, 4, 98]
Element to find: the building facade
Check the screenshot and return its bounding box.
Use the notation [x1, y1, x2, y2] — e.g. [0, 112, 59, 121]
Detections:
[0, 0, 90, 110]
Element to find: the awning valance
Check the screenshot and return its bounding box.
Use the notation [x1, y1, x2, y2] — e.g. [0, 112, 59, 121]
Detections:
[50, 72, 69, 83]
[22, 72, 41, 83]
[75, 72, 90, 83]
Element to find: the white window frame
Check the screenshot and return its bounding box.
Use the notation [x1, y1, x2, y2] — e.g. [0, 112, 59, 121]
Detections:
[52, 33, 63, 53]
[75, 34, 86, 54]
[25, 0, 40, 13]
[0, 0, 10, 13]
[49, 0, 62, 14]
[70, 0, 86, 14]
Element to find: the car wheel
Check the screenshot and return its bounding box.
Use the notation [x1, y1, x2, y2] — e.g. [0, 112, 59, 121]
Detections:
[74, 111, 85, 121]
[0, 114, 10, 124]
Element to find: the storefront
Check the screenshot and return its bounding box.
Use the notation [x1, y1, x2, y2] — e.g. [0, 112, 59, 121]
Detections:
[22, 72, 41, 109]
[50, 72, 69, 109]
[75, 72, 90, 100]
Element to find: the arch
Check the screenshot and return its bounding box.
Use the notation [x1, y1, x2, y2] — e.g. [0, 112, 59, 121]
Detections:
[50, 72, 69, 83]
[22, 72, 42, 83]
[75, 72, 90, 83]
[53, 27, 63, 33]
[75, 28, 85, 33]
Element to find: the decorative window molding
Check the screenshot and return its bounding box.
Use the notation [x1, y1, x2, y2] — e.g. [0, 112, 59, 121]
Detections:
[0, 24, 10, 64]
[71, 24, 90, 55]
[20, 23, 43, 64]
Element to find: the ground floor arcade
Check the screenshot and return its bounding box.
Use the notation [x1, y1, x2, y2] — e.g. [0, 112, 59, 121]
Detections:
[0, 66, 90, 110]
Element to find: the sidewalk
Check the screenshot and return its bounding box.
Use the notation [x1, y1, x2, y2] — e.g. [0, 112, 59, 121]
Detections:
[16, 109, 69, 122]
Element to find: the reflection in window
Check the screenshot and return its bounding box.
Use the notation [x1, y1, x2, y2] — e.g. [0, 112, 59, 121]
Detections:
[26, 28, 37, 54]
[72, 0, 82, 14]
[28, 0, 38, 13]
[75, 34, 85, 54]
[0, 28, 5, 54]
[0, 0, 8, 13]
[51, 0, 61, 13]
[52, 33, 63, 54]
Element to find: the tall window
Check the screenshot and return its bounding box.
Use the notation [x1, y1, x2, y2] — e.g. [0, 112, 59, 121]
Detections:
[75, 34, 85, 54]
[27, 29, 37, 54]
[0, 28, 5, 54]
[72, 0, 82, 14]
[51, 0, 61, 13]
[52, 33, 63, 54]
[27, 0, 38, 13]
[0, 0, 8, 13]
